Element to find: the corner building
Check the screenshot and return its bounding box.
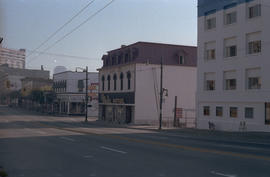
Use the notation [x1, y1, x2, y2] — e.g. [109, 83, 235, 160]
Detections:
[197, 0, 270, 131]
[98, 42, 197, 126]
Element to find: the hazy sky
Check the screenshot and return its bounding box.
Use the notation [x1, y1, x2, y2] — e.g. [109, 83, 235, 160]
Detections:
[0, 0, 197, 73]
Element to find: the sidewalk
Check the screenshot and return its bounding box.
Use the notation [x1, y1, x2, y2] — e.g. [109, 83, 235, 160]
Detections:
[92, 120, 270, 145]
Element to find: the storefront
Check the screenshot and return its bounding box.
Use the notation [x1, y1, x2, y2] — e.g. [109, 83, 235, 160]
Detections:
[99, 92, 135, 124]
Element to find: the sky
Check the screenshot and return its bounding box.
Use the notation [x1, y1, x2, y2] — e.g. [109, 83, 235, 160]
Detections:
[0, 0, 197, 74]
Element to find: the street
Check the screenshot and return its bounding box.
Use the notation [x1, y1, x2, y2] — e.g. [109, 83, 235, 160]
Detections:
[0, 106, 270, 177]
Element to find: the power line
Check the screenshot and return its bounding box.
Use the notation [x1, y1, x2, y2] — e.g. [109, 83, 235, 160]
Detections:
[27, 0, 96, 59]
[27, 0, 115, 65]
[26, 49, 100, 61]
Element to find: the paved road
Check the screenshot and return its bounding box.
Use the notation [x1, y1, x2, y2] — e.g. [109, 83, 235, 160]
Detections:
[1, 106, 270, 177]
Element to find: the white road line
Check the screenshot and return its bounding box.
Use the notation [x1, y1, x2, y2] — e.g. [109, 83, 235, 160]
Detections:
[100, 146, 127, 154]
[84, 155, 93, 158]
[210, 171, 237, 177]
[59, 137, 75, 142]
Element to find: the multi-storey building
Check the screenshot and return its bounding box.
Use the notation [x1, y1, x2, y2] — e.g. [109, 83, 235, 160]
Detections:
[53, 70, 99, 116]
[197, 0, 270, 131]
[98, 42, 197, 126]
[0, 39, 25, 69]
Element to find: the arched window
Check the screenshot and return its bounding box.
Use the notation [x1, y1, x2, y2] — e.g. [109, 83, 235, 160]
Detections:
[113, 74, 117, 91]
[120, 72, 124, 90]
[125, 51, 130, 63]
[127, 71, 131, 90]
[107, 75, 111, 91]
[101, 75, 105, 91]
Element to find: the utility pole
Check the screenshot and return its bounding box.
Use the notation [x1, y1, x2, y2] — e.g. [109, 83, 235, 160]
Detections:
[159, 57, 163, 130]
[85, 66, 88, 122]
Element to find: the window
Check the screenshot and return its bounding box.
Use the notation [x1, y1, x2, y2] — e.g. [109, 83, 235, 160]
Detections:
[78, 80, 84, 92]
[225, 46, 237, 57]
[206, 18, 216, 30]
[247, 32, 261, 54]
[206, 80, 215, 90]
[224, 70, 237, 90]
[216, 107, 223, 117]
[205, 41, 216, 60]
[248, 41, 261, 54]
[125, 52, 130, 63]
[265, 103, 270, 125]
[101, 75, 105, 91]
[120, 72, 124, 90]
[107, 75, 111, 91]
[225, 11, 237, 25]
[248, 4, 261, 19]
[248, 77, 261, 89]
[118, 54, 123, 64]
[112, 56, 116, 65]
[203, 106, 210, 116]
[246, 68, 261, 90]
[204, 72, 215, 91]
[113, 74, 117, 91]
[179, 56, 184, 64]
[245, 107, 254, 119]
[206, 49, 215, 60]
[230, 107, 238, 118]
[127, 71, 131, 90]
[224, 37, 237, 58]
[225, 79, 236, 90]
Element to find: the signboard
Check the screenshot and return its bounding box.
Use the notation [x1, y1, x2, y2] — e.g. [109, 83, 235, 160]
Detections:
[88, 83, 98, 100]
[176, 108, 183, 119]
[99, 92, 135, 105]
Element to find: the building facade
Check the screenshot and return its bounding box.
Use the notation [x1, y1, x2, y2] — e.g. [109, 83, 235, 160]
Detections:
[21, 77, 53, 97]
[197, 0, 270, 131]
[53, 70, 99, 116]
[0, 39, 25, 69]
[99, 42, 197, 126]
[0, 64, 50, 104]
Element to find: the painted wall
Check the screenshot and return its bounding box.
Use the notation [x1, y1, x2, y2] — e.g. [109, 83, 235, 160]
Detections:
[135, 64, 197, 125]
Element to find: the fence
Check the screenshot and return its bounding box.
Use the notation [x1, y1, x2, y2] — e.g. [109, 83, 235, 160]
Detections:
[163, 108, 196, 128]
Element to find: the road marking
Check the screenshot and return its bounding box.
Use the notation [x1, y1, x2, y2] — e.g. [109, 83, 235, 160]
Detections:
[59, 137, 75, 142]
[100, 146, 127, 154]
[84, 155, 93, 158]
[210, 171, 237, 177]
[44, 127, 270, 161]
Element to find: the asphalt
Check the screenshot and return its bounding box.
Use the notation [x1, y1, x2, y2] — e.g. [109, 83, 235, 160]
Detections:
[0, 106, 270, 177]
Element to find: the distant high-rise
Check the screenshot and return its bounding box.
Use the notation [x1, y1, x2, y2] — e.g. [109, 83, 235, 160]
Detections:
[0, 38, 26, 69]
[53, 66, 67, 74]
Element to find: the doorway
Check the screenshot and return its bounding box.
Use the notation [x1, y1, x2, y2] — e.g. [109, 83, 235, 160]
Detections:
[126, 106, 132, 124]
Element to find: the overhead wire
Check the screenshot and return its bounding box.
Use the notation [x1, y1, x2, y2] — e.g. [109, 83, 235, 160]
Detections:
[27, 0, 115, 65]
[26, 49, 100, 61]
[26, 0, 96, 59]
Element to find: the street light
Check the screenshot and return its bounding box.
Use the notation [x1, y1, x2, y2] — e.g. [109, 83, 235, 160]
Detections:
[76, 66, 88, 122]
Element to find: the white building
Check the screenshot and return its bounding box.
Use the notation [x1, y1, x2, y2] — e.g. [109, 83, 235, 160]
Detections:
[197, 0, 270, 131]
[98, 42, 197, 126]
[0, 38, 25, 69]
[53, 70, 99, 116]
